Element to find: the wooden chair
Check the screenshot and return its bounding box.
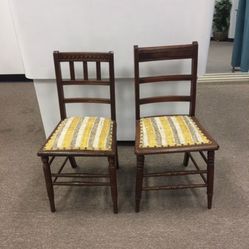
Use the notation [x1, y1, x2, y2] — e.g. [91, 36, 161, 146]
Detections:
[134, 42, 219, 212]
[38, 51, 118, 213]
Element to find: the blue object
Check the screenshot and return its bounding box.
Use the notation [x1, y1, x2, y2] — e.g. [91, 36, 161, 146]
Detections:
[231, 0, 249, 72]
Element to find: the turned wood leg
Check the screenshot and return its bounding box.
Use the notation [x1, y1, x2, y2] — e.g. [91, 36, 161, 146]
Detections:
[69, 156, 78, 168]
[135, 155, 144, 212]
[183, 152, 190, 167]
[108, 156, 118, 213]
[41, 156, 55, 212]
[207, 151, 215, 209]
[115, 145, 119, 169]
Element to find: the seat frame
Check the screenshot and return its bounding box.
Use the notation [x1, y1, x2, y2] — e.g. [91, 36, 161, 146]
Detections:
[134, 42, 219, 212]
[38, 51, 118, 213]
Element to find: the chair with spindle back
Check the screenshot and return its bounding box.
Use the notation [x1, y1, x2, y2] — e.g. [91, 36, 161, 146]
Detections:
[38, 51, 118, 213]
[134, 42, 219, 212]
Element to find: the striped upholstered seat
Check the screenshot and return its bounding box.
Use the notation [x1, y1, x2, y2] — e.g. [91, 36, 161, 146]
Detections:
[44, 116, 113, 151]
[139, 115, 211, 148]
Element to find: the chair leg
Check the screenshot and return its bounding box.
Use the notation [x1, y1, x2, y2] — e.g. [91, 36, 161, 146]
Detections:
[69, 156, 78, 168]
[115, 145, 119, 169]
[41, 156, 56, 212]
[183, 152, 190, 167]
[108, 156, 118, 213]
[135, 155, 144, 212]
[207, 151, 215, 209]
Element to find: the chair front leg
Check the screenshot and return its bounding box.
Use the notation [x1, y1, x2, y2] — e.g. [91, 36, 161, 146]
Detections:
[69, 156, 78, 168]
[41, 156, 55, 212]
[115, 145, 119, 169]
[207, 151, 215, 209]
[135, 155, 144, 212]
[108, 156, 118, 213]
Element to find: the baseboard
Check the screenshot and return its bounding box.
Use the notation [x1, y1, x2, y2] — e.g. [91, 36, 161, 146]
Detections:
[210, 37, 234, 42]
[198, 73, 249, 84]
[0, 74, 32, 82]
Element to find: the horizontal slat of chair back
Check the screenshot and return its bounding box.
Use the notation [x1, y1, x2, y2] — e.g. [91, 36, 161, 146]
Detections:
[64, 97, 111, 104]
[62, 80, 110, 85]
[53, 51, 116, 120]
[134, 42, 198, 119]
[139, 74, 192, 84]
[139, 96, 191, 105]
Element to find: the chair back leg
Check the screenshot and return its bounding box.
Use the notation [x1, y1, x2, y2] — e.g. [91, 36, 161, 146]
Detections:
[41, 156, 56, 212]
[69, 156, 78, 168]
[135, 155, 145, 212]
[115, 146, 119, 169]
[183, 152, 190, 167]
[108, 156, 118, 213]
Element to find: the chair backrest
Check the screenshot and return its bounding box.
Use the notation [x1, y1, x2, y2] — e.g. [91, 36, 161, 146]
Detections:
[134, 41, 198, 120]
[53, 51, 116, 121]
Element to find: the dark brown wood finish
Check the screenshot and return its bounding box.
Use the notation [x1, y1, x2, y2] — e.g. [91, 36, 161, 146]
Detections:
[38, 51, 118, 213]
[135, 155, 144, 212]
[207, 151, 215, 209]
[139, 74, 192, 84]
[139, 95, 191, 105]
[53, 51, 116, 121]
[62, 80, 110, 85]
[64, 97, 111, 104]
[134, 42, 198, 120]
[42, 156, 55, 212]
[134, 42, 219, 212]
[136, 44, 196, 61]
[190, 41, 198, 116]
[83, 61, 88, 80]
[96, 61, 101, 80]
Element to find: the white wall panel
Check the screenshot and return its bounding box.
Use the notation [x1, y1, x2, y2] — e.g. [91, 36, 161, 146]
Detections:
[10, 0, 215, 79]
[0, 0, 23, 74]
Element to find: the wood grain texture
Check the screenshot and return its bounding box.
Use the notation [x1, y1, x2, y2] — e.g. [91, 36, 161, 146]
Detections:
[38, 51, 118, 213]
[134, 42, 219, 211]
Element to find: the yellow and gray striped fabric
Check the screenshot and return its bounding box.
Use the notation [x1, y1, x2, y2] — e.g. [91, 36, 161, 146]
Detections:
[44, 116, 113, 151]
[139, 115, 211, 148]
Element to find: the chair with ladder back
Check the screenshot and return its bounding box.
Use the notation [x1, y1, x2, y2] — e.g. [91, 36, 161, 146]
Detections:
[134, 41, 219, 212]
[38, 51, 118, 213]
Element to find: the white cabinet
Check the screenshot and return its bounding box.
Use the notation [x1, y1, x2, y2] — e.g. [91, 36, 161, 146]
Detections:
[10, 0, 215, 139]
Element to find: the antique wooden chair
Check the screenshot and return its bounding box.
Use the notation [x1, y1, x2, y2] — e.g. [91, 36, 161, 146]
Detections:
[38, 51, 118, 213]
[134, 42, 219, 212]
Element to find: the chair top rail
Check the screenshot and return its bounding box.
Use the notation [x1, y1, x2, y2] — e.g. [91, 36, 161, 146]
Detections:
[136, 43, 196, 62]
[54, 51, 112, 62]
[53, 50, 116, 121]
